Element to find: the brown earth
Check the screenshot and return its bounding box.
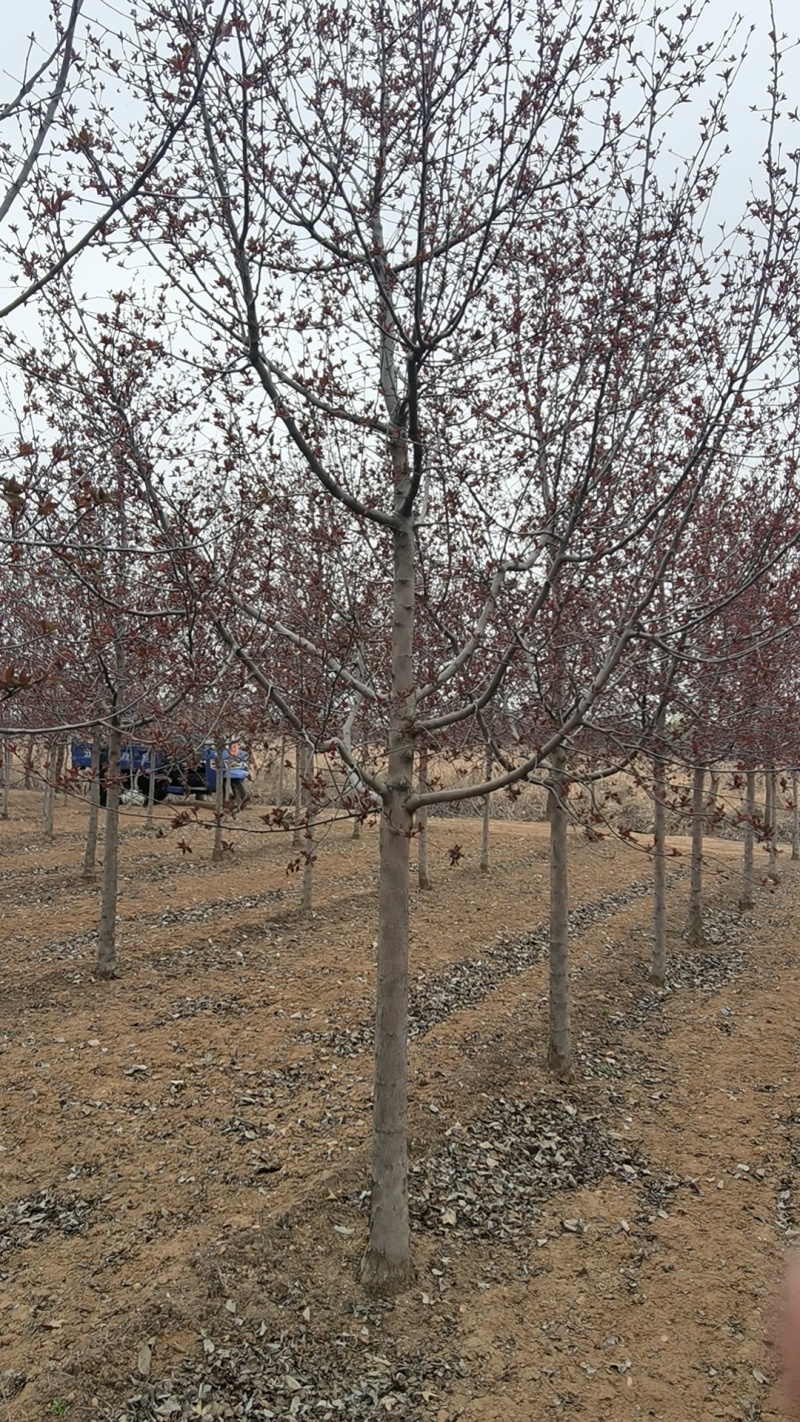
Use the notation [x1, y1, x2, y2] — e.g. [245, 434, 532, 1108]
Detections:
[0, 789, 797, 1422]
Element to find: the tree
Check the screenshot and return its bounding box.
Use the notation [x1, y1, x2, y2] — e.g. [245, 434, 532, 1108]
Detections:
[9, 0, 800, 1293]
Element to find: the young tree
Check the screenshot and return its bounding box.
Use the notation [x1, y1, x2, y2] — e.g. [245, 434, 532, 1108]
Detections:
[11, 0, 800, 1293]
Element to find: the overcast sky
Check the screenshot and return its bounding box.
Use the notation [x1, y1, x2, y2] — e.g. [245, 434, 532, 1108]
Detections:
[1, 0, 798, 306]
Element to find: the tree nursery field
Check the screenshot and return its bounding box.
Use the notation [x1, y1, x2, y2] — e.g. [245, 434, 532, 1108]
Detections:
[0, 792, 797, 1422]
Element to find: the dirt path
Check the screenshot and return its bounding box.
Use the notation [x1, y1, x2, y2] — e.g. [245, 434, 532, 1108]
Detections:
[0, 791, 797, 1421]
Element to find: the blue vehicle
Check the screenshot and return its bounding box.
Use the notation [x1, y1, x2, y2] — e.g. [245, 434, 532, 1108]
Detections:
[71, 740, 248, 805]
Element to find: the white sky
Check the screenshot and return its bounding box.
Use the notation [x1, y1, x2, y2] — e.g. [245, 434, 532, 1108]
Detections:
[0, 0, 798, 311]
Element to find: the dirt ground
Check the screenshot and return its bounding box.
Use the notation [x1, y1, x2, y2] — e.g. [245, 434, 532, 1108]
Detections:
[0, 790, 797, 1422]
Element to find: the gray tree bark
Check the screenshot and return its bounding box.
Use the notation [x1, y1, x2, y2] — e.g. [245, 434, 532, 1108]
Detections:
[82, 732, 102, 879]
[793, 770, 799, 861]
[547, 744, 571, 1079]
[276, 733, 287, 806]
[767, 765, 780, 882]
[1, 736, 10, 819]
[686, 763, 706, 948]
[42, 740, 56, 840]
[293, 745, 302, 847]
[739, 768, 756, 910]
[361, 508, 414, 1291]
[96, 720, 121, 979]
[650, 751, 668, 986]
[212, 738, 225, 862]
[416, 742, 431, 889]
[145, 749, 156, 830]
[479, 743, 492, 873]
[301, 742, 315, 914]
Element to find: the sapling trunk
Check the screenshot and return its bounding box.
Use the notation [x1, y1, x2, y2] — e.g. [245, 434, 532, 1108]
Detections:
[480, 743, 492, 873]
[686, 763, 706, 948]
[293, 745, 302, 847]
[43, 741, 56, 840]
[58, 742, 68, 804]
[212, 739, 225, 862]
[768, 766, 780, 882]
[301, 742, 315, 913]
[792, 770, 799, 861]
[83, 733, 102, 879]
[739, 769, 756, 910]
[2, 736, 10, 820]
[650, 752, 667, 986]
[547, 744, 571, 1080]
[277, 733, 286, 805]
[97, 723, 121, 979]
[361, 510, 413, 1291]
[417, 743, 430, 889]
[145, 749, 156, 830]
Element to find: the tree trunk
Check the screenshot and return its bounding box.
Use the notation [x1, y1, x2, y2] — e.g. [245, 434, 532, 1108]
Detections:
[768, 765, 780, 882]
[43, 741, 56, 840]
[793, 770, 799, 862]
[650, 752, 667, 985]
[83, 733, 102, 880]
[739, 768, 756, 911]
[361, 511, 414, 1291]
[1, 736, 10, 819]
[277, 734, 286, 806]
[96, 722, 121, 979]
[479, 743, 492, 873]
[417, 742, 431, 889]
[293, 745, 302, 847]
[58, 742, 68, 803]
[212, 738, 225, 862]
[686, 763, 706, 948]
[547, 744, 571, 1080]
[145, 749, 156, 830]
[24, 751, 33, 791]
[301, 742, 315, 913]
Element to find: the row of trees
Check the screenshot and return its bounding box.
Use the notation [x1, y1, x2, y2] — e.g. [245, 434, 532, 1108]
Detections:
[2, 0, 800, 1286]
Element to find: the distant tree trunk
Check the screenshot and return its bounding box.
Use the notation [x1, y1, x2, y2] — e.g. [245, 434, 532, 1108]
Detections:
[417, 743, 431, 889]
[97, 721, 121, 979]
[212, 738, 225, 862]
[792, 770, 799, 861]
[23, 749, 33, 790]
[43, 740, 56, 840]
[145, 749, 156, 830]
[547, 744, 571, 1080]
[276, 734, 287, 806]
[768, 765, 780, 882]
[352, 749, 363, 838]
[224, 743, 232, 803]
[480, 743, 492, 873]
[739, 768, 756, 911]
[1, 737, 10, 819]
[650, 750, 668, 986]
[83, 733, 102, 880]
[57, 741, 68, 804]
[686, 763, 706, 948]
[301, 741, 315, 913]
[293, 744, 302, 847]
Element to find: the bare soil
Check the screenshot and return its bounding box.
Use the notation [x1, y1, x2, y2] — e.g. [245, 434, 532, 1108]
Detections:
[0, 790, 797, 1422]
